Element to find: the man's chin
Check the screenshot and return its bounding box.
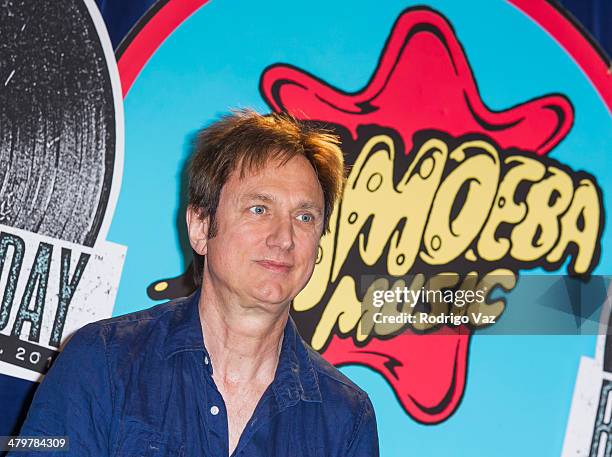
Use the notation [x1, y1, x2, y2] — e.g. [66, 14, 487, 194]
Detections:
[249, 288, 293, 310]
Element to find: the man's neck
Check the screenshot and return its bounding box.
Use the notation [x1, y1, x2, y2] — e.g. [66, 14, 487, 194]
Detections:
[197, 287, 287, 385]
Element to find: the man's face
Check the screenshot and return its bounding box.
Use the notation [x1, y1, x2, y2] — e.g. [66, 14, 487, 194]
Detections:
[192, 155, 325, 312]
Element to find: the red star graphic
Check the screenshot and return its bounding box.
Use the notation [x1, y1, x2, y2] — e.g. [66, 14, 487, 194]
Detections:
[260, 7, 573, 423]
[261, 8, 572, 156]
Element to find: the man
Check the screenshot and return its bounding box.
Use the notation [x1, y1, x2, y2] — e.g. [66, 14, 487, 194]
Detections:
[13, 110, 379, 456]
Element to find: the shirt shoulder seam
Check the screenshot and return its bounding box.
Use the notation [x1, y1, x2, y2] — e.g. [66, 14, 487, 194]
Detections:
[307, 351, 366, 394]
[96, 300, 186, 329]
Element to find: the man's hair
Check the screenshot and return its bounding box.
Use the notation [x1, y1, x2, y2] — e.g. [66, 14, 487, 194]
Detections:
[187, 109, 345, 286]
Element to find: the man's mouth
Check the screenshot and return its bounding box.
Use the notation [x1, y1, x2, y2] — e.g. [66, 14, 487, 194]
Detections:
[256, 260, 293, 273]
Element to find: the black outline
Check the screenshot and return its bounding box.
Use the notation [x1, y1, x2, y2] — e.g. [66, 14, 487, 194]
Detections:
[115, 0, 170, 59]
[546, 0, 611, 66]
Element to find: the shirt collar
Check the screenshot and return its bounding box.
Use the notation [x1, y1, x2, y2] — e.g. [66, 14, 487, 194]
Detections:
[163, 288, 322, 404]
[271, 309, 322, 405]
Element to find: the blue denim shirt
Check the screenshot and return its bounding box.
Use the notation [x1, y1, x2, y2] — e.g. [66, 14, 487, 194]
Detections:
[14, 290, 379, 456]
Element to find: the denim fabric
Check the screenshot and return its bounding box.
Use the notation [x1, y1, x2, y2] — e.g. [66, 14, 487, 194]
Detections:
[13, 290, 379, 456]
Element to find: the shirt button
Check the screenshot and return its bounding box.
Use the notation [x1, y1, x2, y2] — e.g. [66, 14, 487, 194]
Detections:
[210, 405, 220, 416]
[204, 356, 209, 365]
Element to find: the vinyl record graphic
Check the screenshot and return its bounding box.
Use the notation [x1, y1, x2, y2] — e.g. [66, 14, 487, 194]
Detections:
[0, 0, 116, 246]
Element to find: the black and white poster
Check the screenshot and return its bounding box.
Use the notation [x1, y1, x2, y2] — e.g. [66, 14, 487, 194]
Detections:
[0, 0, 125, 382]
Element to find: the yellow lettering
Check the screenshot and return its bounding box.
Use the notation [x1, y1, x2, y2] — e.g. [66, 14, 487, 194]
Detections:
[511, 166, 573, 261]
[421, 140, 500, 264]
[547, 179, 601, 274]
[478, 156, 546, 261]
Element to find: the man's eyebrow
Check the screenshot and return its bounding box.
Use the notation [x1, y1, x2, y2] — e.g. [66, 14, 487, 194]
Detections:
[241, 192, 275, 204]
[296, 201, 323, 214]
[241, 193, 323, 213]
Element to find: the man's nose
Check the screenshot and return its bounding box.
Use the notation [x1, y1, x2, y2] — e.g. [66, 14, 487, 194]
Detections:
[266, 215, 295, 251]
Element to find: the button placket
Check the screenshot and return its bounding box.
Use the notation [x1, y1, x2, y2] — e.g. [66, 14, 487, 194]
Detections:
[206, 394, 228, 456]
[198, 351, 229, 456]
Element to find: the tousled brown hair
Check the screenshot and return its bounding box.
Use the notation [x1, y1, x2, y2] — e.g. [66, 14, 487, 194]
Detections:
[188, 109, 345, 286]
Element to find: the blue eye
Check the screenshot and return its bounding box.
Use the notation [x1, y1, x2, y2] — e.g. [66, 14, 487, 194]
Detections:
[249, 206, 266, 215]
[297, 213, 313, 223]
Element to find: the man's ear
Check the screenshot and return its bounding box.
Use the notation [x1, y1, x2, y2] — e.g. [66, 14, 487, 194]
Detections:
[186, 205, 210, 256]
